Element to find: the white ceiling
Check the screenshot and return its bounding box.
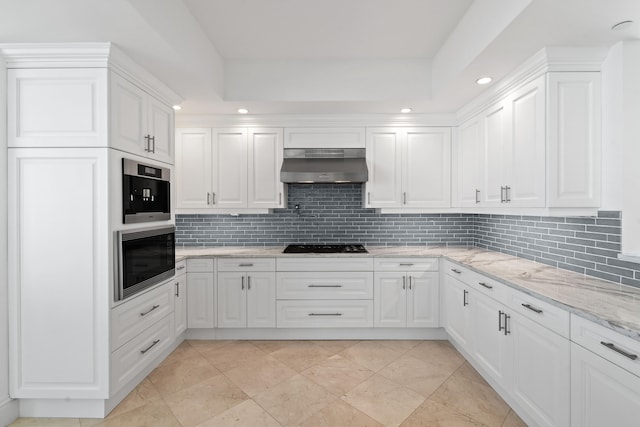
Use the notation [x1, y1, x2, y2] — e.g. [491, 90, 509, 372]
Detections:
[1, 0, 639, 115]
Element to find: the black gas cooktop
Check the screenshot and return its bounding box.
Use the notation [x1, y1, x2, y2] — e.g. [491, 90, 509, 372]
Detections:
[283, 244, 368, 254]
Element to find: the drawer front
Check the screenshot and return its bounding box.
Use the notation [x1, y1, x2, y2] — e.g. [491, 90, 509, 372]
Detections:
[218, 257, 276, 272]
[111, 282, 174, 350]
[277, 272, 373, 299]
[467, 273, 509, 304]
[507, 289, 570, 338]
[276, 300, 373, 328]
[111, 314, 174, 393]
[443, 260, 474, 283]
[374, 257, 438, 272]
[571, 314, 640, 377]
[277, 257, 374, 272]
[175, 259, 187, 275]
[187, 258, 214, 273]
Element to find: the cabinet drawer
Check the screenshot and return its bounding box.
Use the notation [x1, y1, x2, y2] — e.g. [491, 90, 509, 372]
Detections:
[443, 260, 474, 282]
[175, 259, 187, 274]
[276, 300, 373, 328]
[507, 289, 569, 338]
[187, 258, 214, 273]
[111, 282, 174, 350]
[218, 257, 276, 272]
[374, 258, 438, 272]
[277, 257, 374, 272]
[571, 314, 640, 377]
[111, 314, 174, 393]
[277, 272, 373, 299]
[444, 261, 508, 303]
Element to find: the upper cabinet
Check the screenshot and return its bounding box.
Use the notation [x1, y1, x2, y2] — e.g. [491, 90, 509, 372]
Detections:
[110, 72, 175, 164]
[7, 65, 177, 165]
[454, 71, 600, 210]
[365, 127, 451, 210]
[175, 127, 284, 212]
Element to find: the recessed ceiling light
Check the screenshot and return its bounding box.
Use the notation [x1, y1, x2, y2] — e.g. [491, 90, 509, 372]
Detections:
[400, 108, 412, 113]
[476, 77, 493, 85]
[237, 108, 249, 114]
[612, 20, 633, 31]
[172, 105, 182, 111]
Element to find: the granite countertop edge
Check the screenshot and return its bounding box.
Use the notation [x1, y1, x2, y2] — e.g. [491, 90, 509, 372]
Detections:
[175, 245, 640, 342]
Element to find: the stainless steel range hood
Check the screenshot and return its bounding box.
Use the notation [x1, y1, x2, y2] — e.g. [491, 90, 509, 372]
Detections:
[280, 148, 368, 183]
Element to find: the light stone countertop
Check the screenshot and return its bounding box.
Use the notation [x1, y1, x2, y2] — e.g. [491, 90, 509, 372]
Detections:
[176, 245, 640, 341]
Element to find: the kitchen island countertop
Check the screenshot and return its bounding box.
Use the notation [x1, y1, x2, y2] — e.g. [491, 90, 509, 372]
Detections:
[176, 245, 640, 342]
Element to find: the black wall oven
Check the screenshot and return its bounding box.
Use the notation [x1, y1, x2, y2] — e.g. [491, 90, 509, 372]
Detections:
[116, 225, 175, 302]
[123, 158, 171, 224]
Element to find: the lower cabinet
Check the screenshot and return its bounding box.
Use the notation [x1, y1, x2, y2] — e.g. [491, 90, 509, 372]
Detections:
[173, 260, 187, 335]
[186, 258, 215, 328]
[217, 271, 276, 328]
[442, 274, 472, 351]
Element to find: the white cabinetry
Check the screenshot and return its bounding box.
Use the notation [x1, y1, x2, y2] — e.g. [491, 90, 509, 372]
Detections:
[373, 258, 439, 328]
[455, 117, 483, 207]
[217, 258, 276, 328]
[186, 258, 215, 328]
[173, 260, 187, 336]
[570, 315, 640, 427]
[442, 261, 570, 427]
[110, 72, 174, 164]
[365, 128, 451, 210]
[175, 128, 284, 212]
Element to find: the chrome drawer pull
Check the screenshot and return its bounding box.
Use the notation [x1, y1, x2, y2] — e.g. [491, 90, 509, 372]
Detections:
[463, 289, 469, 306]
[140, 339, 160, 354]
[478, 282, 493, 290]
[600, 341, 638, 360]
[140, 305, 160, 317]
[176, 265, 185, 271]
[521, 303, 543, 314]
[308, 313, 343, 316]
[308, 284, 343, 288]
[399, 263, 414, 266]
[451, 268, 461, 274]
[239, 263, 254, 267]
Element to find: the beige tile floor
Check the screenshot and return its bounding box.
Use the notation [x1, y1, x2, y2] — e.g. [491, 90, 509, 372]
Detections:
[9, 340, 527, 427]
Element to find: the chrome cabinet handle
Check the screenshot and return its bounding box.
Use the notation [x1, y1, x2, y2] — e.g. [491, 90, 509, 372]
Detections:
[399, 263, 414, 266]
[247, 276, 251, 290]
[149, 135, 156, 153]
[175, 282, 179, 297]
[505, 186, 511, 202]
[498, 310, 505, 332]
[600, 341, 638, 360]
[500, 186, 506, 203]
[463, 289, 468, 306]
[504, 313, 511, 335]
[450, 268, 461, 274]
[140, 304, 160, 317]
[308, 313, 342, 316]
[144, 134, 151, 152]
[478, 282, 493, 290]
[207, 192, 210, 205]
[367, 192, 371, 205]
[140, 339, 160, 354]
[409, 276, 412, 290]
[402, 276, 406, 290]
[308, 284, 343, 288]
[241, 276, 245, 290]
[475, 189, 480, 203]
[176, 265, 185, 271]
[403, 192, 407, 205]
[239, 263, 253, 267]
[211, 192, 216, 204]
[521, 303, 543, 314]
[279, 192, 282, 205]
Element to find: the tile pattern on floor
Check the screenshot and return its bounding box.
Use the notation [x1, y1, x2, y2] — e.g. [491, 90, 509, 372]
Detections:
[9, 340, 527, 427]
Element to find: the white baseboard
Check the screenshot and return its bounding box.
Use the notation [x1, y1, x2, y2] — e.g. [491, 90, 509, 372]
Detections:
[0, 397, 19, 427]
[186, 327, 448, 341]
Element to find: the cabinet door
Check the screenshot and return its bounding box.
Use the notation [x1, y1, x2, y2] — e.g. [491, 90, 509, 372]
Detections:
[217, 272, 247, 328]
[374, 272, 406, 327]
[442, 275, 472, 351]
[186, 272, 215, 328]
[403, 128, 451, 208]
[147, 96, 174, 164]
[175, 128, 212, 210]
[246, 272, 276, 328]
[571, 343, 640, 427]
[456, 117, 483, 207]
[110, 72, 148, 156]
[212, 129, 248, 209]
[406, 271, 439, 327]
[248, 128, 284, 209]
[507, 76, 545, 207]
[471, 291, 511, 386]
[547, 72, 601, 207]
[365, 128, 402, 208]
[174, 273, 187, 336]
[481, 102, 511, 206]
[511, 313, 570, 427]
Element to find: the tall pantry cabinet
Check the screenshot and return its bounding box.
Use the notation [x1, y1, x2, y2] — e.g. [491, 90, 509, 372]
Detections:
[3, 43, 181, 417]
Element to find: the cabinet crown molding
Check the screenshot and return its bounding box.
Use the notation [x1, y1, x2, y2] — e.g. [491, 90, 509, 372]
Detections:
[0, 42, 182, 107]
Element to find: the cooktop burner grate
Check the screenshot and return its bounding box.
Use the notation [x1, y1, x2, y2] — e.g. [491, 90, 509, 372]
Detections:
[283, 244, 368, 254]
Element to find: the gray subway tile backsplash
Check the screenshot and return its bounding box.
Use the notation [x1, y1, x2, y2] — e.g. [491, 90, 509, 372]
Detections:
[176, 184, 640, 288]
